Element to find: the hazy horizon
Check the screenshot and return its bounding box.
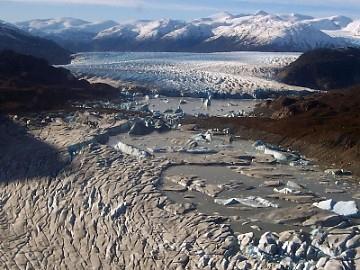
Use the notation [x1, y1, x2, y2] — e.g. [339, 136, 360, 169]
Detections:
[1, 0, 359, 23]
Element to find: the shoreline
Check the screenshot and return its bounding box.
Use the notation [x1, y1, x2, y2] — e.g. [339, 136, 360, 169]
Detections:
[184, 115, 360, 178]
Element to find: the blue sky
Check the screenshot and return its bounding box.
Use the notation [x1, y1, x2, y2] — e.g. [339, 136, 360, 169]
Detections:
[1, 0, 359, 22]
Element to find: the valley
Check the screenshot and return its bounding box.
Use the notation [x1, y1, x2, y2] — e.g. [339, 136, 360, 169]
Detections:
[0, 7, 360, 269]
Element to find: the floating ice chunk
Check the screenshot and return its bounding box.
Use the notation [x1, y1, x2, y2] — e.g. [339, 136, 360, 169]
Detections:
[215, 196, 278, 208]
[110, 140, 151, 159]
[253, 140, 273, 151]
[237, 196, 279, 208]
[273, 187, 301, 194]
[286, 180, 304, 191]
[203, 98, 211, 108]
[289, 159, 312, 166]
[253, 140, 299, 162]
[185, 147, 218, 154]
[214, 198, 240, 206]
[313, 199, 358, 217]
[205, 132, 212, 142]
[191, 131, 213, 143]
[333, 201, 358, 217]
[313, 199, 335, 211]
[264, 148, 299, 162]
[147, 147, 168, 154]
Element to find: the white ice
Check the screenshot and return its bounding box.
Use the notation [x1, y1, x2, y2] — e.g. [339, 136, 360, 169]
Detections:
[65, 51, 316, 98]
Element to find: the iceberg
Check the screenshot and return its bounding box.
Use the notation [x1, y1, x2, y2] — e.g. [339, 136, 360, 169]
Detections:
[215, 196, 279, 208]
[254, 140, 300, 162]
[109, 140, 151, 159]
[264, 148, 299, 162]
[313, 199, 359, 217]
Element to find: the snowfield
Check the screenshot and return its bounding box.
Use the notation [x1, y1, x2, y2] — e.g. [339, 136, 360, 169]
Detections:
[16, 12, 360, 53]
[66, 51, 315, 98]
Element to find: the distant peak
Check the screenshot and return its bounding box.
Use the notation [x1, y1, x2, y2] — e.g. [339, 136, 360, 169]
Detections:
[58, 17, 89, 23]
[210, 11, 234, 19]
[255, 10, 269, 16]
[291, 13, 313, 19]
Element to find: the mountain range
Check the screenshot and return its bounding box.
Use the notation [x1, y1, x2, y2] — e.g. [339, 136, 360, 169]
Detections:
[1, 11, 360, 62]
[15, 12, 360, 53]
[0, 20, 71, 64]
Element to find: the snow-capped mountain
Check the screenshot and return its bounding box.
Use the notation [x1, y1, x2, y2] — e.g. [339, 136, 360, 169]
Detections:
[14, 12, 359, 53]
[95, 19, 186, 40]
[345, 20, 360, 36]
[17, 17, 118, 35]
[16, 18, 118, 51]
[206, 13, 344, 51]
[0, 20, 71, 64]
[302, 16, 352, 31]
[279, 13, 314, 22]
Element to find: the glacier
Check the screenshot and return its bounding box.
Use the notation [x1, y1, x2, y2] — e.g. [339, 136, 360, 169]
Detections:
[65, 51, 316, 99]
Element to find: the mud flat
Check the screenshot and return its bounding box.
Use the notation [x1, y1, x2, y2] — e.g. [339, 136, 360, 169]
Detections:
[0, 111, 359, 269]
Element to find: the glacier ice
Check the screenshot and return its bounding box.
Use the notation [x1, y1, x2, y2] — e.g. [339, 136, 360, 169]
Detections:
[65, 51, 316, 99]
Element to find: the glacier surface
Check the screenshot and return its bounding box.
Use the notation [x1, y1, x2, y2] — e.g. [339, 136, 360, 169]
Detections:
[66, 51, 316, 98]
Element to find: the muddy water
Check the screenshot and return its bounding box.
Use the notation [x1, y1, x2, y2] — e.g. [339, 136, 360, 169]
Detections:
[146, 97, 259, 117]
[109, 128, 360, 234]
[163, 165, 298, 234]
[162, 163, 360, 234]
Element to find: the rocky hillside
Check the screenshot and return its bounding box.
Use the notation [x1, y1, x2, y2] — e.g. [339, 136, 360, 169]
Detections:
[0, 50, 77, 86]
[0, 51, 120, 112]
[188, 85, 360, 175]
[258, 86, 360, 119]
[0, 20, 71, 65]
[277, 47, 360, 90]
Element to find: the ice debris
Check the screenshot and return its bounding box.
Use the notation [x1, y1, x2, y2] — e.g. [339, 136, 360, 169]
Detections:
[215, 196, 279, 208]
[324, 169, 352, 176]
[183, 147, 218, 155]
[191, 131, 213, 143]
[253, 140, 300, 163]
[110, 140, 151, 159]
[313, 199, 359, 217]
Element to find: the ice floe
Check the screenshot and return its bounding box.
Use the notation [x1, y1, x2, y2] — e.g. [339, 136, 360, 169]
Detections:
[109, 140, 151, 159]
[313, 199, 359, 217]
[215, 196, 279, 208]
[253, 140, 303, 163]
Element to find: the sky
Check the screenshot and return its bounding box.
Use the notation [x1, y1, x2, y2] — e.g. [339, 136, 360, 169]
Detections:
[0, 0, 359, 23]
